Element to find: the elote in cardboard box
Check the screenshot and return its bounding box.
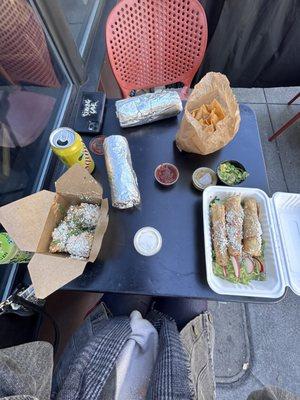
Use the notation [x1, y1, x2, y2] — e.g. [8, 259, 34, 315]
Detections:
[0, 165, 109, 299]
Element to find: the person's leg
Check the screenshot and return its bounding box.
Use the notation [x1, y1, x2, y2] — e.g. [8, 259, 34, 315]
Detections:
[101, 293, 153, 317]
[181, 313, 216, 400]
[0, 342, 53, 400]
[151, 297, 215, 399]
[52, 302, 110, 397]
[152, 297, 207, 330]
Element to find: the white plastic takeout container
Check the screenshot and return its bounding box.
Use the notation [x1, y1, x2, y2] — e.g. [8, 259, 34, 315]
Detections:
[203, 186, 300, 299]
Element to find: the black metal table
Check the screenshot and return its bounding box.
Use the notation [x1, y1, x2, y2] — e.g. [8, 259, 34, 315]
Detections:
[63, 101, 281, 302]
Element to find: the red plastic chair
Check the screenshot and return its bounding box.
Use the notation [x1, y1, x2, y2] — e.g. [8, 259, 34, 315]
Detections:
[268, 92, 300, 141]
[106, 0, 208, 98]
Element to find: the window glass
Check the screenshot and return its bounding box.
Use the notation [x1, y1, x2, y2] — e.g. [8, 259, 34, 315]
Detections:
[58, 0, 104, 56]
[0, 0, 72, 206]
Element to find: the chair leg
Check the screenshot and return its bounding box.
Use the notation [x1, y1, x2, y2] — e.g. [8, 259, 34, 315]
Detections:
[288, 92, 300, 105]
[268, 112, 300, 142]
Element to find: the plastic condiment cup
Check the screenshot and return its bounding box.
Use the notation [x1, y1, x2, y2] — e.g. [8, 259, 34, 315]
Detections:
[192, 167, 217, 191]
[134, 227, 162, 256]
[217, 160, 248, 186]
[154, 163, 179, 186]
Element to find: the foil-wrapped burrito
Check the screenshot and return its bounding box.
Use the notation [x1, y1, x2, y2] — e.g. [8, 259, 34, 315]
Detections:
[103, 135, 141, 209]
[115, 90, 182, 128]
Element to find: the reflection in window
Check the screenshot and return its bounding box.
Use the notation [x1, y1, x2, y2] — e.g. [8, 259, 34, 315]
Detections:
[0, 0, 71, 206]
[0, 1, 59, 87]
[58, 0, 104, 54]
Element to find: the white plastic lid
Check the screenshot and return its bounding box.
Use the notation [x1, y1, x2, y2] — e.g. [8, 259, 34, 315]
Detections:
[272, 192, 300, 296]
[134, 227, 162, 256]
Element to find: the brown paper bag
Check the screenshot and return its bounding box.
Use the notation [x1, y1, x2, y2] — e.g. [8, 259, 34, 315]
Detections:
[176, 72, 240, 155]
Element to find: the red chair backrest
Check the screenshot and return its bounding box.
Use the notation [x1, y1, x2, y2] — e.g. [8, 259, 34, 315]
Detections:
[106, 0, 208, 97]
[0, 0, 59, 87]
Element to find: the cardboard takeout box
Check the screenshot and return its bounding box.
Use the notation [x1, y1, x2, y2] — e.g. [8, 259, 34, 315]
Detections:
[0, 165, 109, 298]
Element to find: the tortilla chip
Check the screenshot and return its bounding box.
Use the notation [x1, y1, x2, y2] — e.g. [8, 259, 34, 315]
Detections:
[191, 99, 226, 132]
[191, 108, 203, 120]
[211, 99, 225, 120]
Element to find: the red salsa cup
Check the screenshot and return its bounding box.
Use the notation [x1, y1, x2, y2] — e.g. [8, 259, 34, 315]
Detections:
[154, 163, 179, 186]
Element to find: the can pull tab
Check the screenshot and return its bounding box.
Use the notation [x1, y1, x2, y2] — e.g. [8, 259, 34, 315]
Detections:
[57, 139, 69, 147]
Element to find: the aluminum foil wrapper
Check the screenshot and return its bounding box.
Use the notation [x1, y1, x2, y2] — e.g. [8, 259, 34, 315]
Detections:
[115, 90, 183, 128]
[103, 135, 141, 209]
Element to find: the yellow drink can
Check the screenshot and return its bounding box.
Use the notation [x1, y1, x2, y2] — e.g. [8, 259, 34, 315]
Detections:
[49, 127, 95, 173]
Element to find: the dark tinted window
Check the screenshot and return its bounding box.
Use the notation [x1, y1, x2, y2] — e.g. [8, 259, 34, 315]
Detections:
[0, 0, 71, 206]
[58, 0, 105, 56]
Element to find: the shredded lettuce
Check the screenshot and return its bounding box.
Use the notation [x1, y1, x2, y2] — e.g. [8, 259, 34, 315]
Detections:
[58, 204, 67, 216]
[213, 259, 265, 285]
[209, 197, 221, 208]
[213, 260, 251, 284]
